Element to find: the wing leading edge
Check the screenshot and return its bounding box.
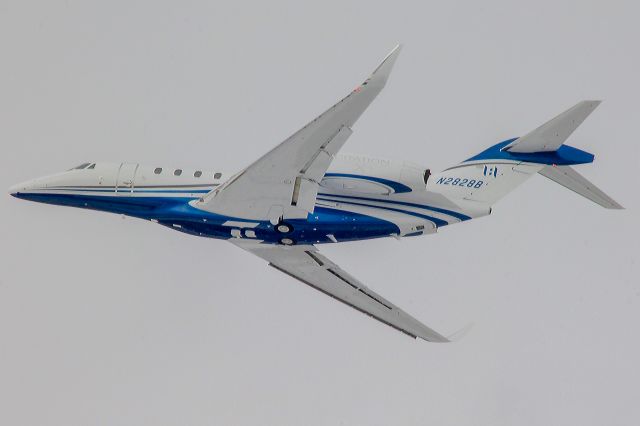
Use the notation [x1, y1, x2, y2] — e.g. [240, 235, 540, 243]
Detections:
[232, 240, 449, 342]
[196, 45, 402, 223]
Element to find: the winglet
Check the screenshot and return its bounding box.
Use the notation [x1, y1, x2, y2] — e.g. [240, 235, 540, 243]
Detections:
[363, 44, 402, 90]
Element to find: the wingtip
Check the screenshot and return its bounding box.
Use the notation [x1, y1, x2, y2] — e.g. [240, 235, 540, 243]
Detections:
[386, 43, 403, 61]
[419, 335, 451, 343]
[583, 99, 603, 108]
[370, 44, 403, 79]
[446, 322, 475, 342]
[416, 330, 452, 343]
[607, 195, 624, 209]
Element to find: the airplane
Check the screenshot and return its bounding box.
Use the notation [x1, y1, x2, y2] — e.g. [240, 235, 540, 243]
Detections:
[9, 45, 623, 342]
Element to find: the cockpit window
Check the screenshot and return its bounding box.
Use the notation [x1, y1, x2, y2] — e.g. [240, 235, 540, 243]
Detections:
[87, 163, 96, 169]
[70, 163, 91, 170]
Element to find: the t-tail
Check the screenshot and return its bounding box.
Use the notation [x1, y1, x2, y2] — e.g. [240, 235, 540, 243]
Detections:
[427, 101, 623, 210]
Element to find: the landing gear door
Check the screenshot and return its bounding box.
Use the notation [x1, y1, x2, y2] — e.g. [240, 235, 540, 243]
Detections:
[116, 163, 138, 194]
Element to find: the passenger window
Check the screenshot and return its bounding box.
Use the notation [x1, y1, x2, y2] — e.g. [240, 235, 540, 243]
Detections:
[214, 172, 222, 179]
[174, 169, 182, 176]
[154, 167, 162, 174]
[194, 171, 202, 178]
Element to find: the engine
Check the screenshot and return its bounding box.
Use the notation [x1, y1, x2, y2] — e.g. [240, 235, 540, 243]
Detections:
[322, 153, 429, 195]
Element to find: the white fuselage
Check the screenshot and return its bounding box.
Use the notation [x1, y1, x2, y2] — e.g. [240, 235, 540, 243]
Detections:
[10, 154, 486, 244]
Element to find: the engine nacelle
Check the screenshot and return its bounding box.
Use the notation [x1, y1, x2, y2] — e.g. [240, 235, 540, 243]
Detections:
[322, 153, 428, 195]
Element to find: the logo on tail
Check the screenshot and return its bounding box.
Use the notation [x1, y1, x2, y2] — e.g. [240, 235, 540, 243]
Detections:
[483, 165, 498, 177]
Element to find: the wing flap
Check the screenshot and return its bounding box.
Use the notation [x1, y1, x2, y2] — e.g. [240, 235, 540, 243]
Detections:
[301, 125, 353, 181]
[292, 178, 318, 213]
[232, 240, 449, 342]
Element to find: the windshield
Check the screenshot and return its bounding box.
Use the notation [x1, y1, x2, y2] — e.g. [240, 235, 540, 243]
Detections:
[69, 163, 91, 170]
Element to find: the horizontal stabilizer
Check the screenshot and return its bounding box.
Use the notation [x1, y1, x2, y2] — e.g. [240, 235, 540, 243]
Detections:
[504, 101, 601, 153]
[539, 165, 623, 209]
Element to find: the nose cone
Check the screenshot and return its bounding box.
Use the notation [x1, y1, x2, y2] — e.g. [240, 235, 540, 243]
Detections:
[9, 183, 23, 197]
[9, 180, 36, 198]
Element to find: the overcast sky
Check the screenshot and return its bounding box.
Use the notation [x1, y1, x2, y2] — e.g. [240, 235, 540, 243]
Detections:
[1, 1, 639, 425]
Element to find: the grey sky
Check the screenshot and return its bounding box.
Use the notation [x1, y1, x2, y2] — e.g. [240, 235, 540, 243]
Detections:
[1, 1, 639, 425]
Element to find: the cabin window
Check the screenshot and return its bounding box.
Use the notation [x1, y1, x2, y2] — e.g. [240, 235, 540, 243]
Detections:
[194, 171, 202, 178]
[87, 163, 96, 169]
[214, 172, 222, 179]
[154, 167, 162, 174]
[174, 169, 182, 176]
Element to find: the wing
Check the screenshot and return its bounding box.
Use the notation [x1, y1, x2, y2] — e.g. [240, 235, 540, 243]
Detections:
[196, 46, 402, 223]
[232, 240, 449, 342]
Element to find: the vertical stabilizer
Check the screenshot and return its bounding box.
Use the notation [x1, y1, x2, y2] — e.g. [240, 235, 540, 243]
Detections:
[427, 101, 613, 208]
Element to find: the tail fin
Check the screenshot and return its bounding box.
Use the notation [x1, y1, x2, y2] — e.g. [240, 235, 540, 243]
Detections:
[427, 101, 623, 209]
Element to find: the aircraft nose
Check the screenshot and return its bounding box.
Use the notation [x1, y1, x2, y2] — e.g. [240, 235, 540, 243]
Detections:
[9, 183, 21, 197]
[9, 180, 35, 197]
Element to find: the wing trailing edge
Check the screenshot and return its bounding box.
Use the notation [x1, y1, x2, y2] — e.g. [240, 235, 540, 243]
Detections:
[230, 239, 450, 342]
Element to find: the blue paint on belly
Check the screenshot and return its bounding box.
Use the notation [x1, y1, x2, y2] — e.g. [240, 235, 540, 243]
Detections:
[159, 203, 400, 244]
[15, 192, 400, 244]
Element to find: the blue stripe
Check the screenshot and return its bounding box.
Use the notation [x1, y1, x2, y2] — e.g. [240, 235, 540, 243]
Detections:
[464, 139, 594, 165]
[317, 197, 449, 227]
[13, 192, 193, 216]
[36, 187, 209, 194]
[317, 193, 470, 221]
[323, 173, 413, 194]
[129, 189, 209, 193]
[37, 185, 468, 223]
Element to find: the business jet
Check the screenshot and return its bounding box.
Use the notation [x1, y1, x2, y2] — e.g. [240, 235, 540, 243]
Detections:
[9, 45, 623, 342]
